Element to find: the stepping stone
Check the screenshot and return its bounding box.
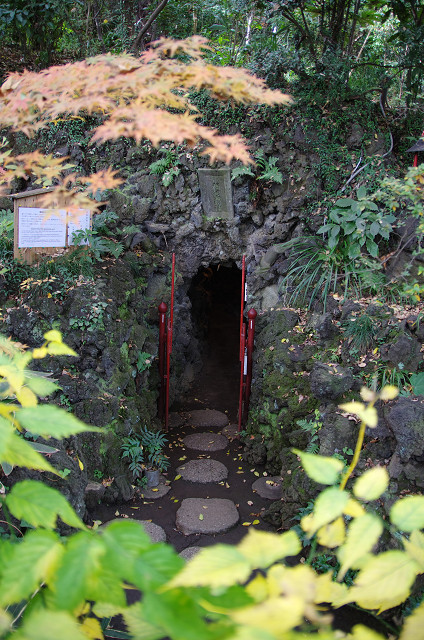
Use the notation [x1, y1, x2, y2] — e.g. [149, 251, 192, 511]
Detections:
[176, 498, 239, 535]
[183, 432, 228, 452]
[168, 412, 185, 428]
[179, 546, 202, 561]
[177, 459, 228, 483]
[101, 518, 166, 543]
[221, 423, 239, 439]
[183, 409, 229, 428]
[141, 479, 171, 499]
[252, 476, 283, 500]
[141, 520, 167, 543]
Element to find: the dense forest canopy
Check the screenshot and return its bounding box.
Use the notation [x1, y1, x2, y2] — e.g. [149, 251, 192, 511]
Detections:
[0, 0, 422, 107]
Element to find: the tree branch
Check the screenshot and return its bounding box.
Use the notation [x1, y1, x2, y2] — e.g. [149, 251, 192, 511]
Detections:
[131, 0, 169, 51]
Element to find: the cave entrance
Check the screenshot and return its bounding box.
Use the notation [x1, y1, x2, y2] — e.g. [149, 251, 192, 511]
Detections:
[185, 262, 242, 420]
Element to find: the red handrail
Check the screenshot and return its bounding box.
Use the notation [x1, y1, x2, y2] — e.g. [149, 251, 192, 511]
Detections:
[157, 301, 167, 420]
[164, 253, 175, 430]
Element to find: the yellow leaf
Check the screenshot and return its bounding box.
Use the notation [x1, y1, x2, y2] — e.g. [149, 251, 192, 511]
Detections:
[168, 544, 250, 589]
[340, 550, 419, 612]
[379, 385, 399, 401]
[174, 475, 181, 480]
[400, 601, 424, 640]
[238, 529, 301, 569]
[16, 386, 38, 408]
[353, 467, 389, 501]
[339, 401, 378, 428]
[252, 520, 260, 525]
[314, 571, 348, 605]
[230, 596, 304, 635]
[303, 487, 349, 537]
[199, 514, 204, 520]
[317, 516, 345, 548]
[337, 514, 383, 580]
[245, 574, 269, 603]
[81, 617, 104, 639]
[77, 456, 84, 471]
[44, 330, 63, 343]
[151, 488, 159, 492]
[32, 347, 48, 359]
[242, 522, 251, 526]
[403, 530, 424, 570]
[360, 387, 377, 403]
[348, 624, 386, 640]
[343, 498, 366, 518]
[391, 495, 424, 532]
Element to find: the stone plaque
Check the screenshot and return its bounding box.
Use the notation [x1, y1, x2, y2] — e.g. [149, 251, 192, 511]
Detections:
[198, 168, 234, 219]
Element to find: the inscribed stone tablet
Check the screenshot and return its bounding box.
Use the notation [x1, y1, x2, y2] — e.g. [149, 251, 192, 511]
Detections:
[198, 168, 234, 219]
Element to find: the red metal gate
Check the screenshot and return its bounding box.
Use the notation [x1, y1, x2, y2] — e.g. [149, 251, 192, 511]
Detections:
[238, 256, 257, 431]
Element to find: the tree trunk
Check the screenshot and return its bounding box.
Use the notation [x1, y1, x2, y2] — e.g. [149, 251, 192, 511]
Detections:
[131, 0, 170, 52]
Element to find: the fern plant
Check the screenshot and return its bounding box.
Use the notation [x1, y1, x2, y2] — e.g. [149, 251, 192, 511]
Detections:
[297, 409, 322, 453]
[149, 148, 181, 186]
[231, 149, 283, 184]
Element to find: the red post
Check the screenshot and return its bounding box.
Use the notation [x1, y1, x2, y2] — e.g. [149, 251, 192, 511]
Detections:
[164, 253, 176, 431]
[243, 308, 257, 424]
[238, 321, 246, 432]
[158, 302, 167, 420]
[238, 255, 246, 432]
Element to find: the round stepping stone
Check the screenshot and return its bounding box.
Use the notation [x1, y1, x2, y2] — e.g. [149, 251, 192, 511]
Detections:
[180, 546, 202, 561]
[252, 476, 283, 500]
[101, 518, 166, 543]
[184, 409, 229, 428]
[177, 458, 228, 483]
[140, 520, 166, 542]
[141, 480, 171, 499]
[176, 498, 239, 535]
[168, 412, 185, 428]
[183, 432, 228, 452]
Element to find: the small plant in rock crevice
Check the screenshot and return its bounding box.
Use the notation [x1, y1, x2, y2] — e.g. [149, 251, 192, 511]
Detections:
[231, 149, 284, 184]
[121, 434, 144, 480]
[149, 147, 181, 187]
[343, 312, 378, 352]
[296, 409, 322, 453]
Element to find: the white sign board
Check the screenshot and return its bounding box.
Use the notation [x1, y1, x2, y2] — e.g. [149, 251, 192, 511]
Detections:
[18, 207, 66, 248]
[18, 207, 91, 248]
[68, 210, 91, 245]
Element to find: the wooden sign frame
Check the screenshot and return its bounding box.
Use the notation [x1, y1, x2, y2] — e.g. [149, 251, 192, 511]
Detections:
[12, 188, 91, 265]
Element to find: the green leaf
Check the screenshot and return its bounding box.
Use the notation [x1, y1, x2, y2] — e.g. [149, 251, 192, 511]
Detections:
[28, 441, 59, 454]
[25, 375, 59, 397]
[0, 417, 57, 474]
[0, 530, 63, 607]
[335, 198, 356, 207]
[51, 531, 126, 611]
[341, 550, 419, 612]
[403, 530, 424, 569]
[369, 221, 380, 236]
[123, 603, 163, 640]
[237, 529, 301, 568]
[302, 487, 349, 537]
[133, 545, 184, 590]
[6, 480, 85, 530]
[348, 243, 361, 259]
[317, 224, 333, 234]
[101, 520, 154, 584]
[142, 591, 217, 640]
[12, 610, 87, 640]
[353, 467, 389, 501]
[391, 495, 424, 532]
[17, 405, 101, 438]
[356, 187, 367, 199]
[292, 449, 344, 485]
[366, 238, 379, 258]
[337, 514, 384, 579]
[169, 544, 250, 589]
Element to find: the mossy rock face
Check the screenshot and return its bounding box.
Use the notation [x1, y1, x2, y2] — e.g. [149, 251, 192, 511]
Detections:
[309, 362, 354, 401]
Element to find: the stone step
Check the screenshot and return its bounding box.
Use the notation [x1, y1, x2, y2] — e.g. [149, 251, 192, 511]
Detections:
[177, 458, 228, 484]
[183, 409, 229, 428]
[176, 498, 239, 535]
[183, 431, 228, 452]
[179, 546, 202, 561]
[252, 476, 283, 499]
[141, 520, 167, 543]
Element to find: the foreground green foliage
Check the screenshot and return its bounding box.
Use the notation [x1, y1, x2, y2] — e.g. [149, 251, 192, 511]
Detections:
[0, 335, 423, 638]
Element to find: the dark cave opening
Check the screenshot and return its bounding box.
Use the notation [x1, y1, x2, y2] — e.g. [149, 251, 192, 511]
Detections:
[180, 262, 242, 420]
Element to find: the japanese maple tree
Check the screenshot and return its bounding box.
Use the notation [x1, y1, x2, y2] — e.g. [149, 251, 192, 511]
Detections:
[0, 36, 291, 214]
